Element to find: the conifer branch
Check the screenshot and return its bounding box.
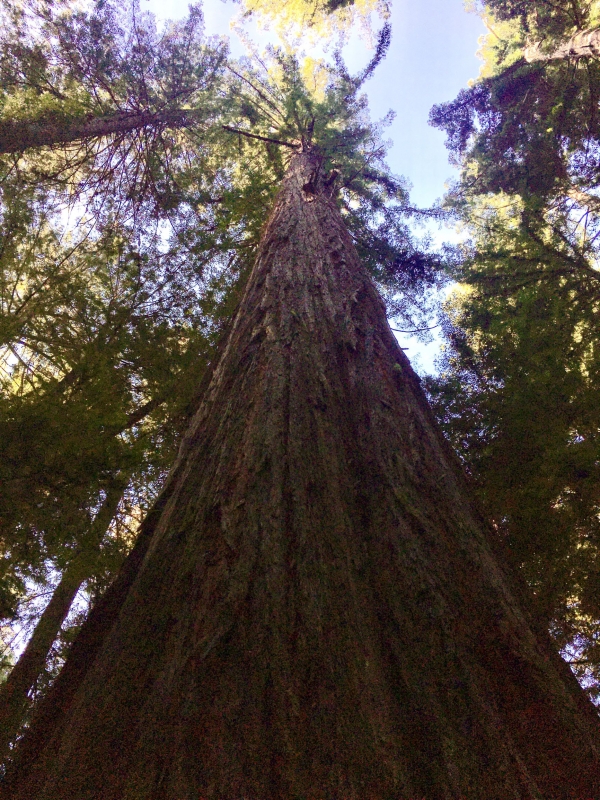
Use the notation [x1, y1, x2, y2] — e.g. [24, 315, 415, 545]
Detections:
[221, 126, 299, 149]
[390, 324, 440, 334]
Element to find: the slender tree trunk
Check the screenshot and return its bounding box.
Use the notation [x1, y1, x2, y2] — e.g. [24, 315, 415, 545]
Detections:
[0, 478, 126, 758]
[4, 148, 600, 800]
[0, 108, 201, 154]
[525, 26, 600, 62]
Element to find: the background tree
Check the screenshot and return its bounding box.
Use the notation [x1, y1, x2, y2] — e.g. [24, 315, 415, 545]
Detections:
[428, 0, 600, 698]
[0, 0, 244, 748]
[0, 0, 226, 166]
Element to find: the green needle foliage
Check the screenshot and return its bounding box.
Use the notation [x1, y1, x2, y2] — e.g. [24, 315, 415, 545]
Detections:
[428, 0, 600, 699]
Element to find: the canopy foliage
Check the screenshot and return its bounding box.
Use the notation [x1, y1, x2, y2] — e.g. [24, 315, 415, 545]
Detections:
[429, 0, 600, 699]
[237, 0, 388, 43]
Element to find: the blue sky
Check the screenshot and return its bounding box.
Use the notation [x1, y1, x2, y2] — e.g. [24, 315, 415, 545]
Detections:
[143, 0, 485, 370]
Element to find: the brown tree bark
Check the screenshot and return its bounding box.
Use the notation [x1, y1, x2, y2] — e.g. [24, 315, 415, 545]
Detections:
[4, 147, 600, 800]
[0, 477, 127, 758]
[525, 26, 600, 62]
[0, 108, 201, 154]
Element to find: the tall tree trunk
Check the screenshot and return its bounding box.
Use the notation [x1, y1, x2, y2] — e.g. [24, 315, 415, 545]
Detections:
[0, 108, 201, 154]
[4, 148, 600, 799]
[525, 26, 600, 62]
[0, 477, 127, 758]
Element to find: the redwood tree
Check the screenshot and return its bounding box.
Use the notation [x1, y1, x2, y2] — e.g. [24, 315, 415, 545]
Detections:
[4, 130, 600, 797]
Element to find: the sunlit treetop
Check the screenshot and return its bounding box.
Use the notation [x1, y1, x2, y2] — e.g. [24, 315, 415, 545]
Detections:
[467, 0, 600, 77]
[236, 0, 389, 44]
[470, 0, 600, 30]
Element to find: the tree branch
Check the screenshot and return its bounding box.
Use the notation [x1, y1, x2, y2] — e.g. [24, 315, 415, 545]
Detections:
[0, 108, 205, 155]
[221, 126, 299, 149]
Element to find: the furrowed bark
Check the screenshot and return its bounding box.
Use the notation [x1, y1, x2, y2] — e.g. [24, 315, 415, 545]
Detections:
[525, 26, 600, 62]
[4, 148, 600, 800]
[0, 108, 202, 155]
[0, 477, 127, 758]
